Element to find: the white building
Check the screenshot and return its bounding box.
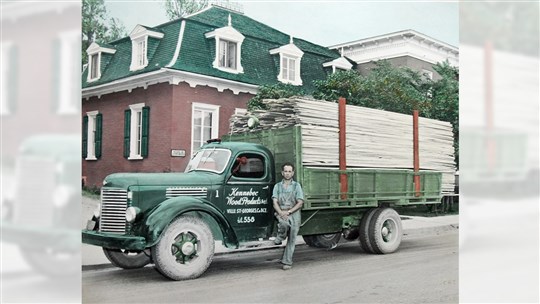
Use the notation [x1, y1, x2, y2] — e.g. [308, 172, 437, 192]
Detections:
[329, 29, 459, 80]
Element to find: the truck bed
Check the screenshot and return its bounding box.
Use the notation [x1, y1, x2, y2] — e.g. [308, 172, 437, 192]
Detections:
[224, 126, 442, 210]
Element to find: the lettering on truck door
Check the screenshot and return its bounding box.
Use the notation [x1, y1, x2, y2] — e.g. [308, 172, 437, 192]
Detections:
[223, 153, 273, 241]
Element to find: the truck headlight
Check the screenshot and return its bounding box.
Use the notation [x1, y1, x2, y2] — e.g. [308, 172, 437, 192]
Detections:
[125, 207, 140, 223]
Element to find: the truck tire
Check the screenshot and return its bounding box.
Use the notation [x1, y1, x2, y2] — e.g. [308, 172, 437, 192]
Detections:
[103, 248, 151, 269]
[358, 208, 378, 253]
[368, 208, 402, 254]
[302, 233, 341, 249]
[152, 215, 214, 281]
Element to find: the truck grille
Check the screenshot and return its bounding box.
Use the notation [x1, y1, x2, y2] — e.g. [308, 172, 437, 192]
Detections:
[99, 188, 128, 234]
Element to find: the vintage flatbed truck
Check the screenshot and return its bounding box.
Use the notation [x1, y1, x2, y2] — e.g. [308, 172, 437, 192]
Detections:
[82, 122, 443, 281]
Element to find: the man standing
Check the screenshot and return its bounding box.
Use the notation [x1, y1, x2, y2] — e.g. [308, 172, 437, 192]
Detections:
[272, 162, 304, 270]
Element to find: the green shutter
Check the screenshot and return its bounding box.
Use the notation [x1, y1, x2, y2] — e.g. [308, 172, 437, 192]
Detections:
[95, 113, 103, 158]
[82, 115, 88, 158]
[141, 106, 150, 157]
[124, 109, 131, 158]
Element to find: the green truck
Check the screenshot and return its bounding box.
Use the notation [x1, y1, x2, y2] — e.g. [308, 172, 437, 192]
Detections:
[82, 126, 443, 280]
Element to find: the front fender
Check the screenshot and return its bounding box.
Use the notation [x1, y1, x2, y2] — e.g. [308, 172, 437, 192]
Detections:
[143, 196, 238, 249]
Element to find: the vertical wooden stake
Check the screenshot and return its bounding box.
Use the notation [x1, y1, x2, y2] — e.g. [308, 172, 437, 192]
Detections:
[413, 110, 421, 197]
[339, 97, 348, 200]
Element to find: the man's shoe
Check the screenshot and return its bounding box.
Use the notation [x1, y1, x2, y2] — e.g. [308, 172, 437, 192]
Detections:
[273, 239, 282, 245]
[282, 265, 292, 270]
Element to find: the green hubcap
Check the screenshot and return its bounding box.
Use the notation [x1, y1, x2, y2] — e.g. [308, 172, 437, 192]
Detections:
[172, 232, 199, 264]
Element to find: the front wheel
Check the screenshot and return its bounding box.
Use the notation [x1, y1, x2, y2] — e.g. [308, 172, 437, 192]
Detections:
[103, 248, 151, 269]
[368, 208, 403, 254]
[152, 215, 215, 281]
[303, 233, 341, 249]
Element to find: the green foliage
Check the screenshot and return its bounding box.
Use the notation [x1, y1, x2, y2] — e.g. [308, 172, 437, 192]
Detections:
[312, 69, 363, 104]
[314, 61, 432, 115]
[247, 83, 304, 110]
[163, 0, 209, 20]
[430, 61, 459, 166]
[82, 0, 127, 65]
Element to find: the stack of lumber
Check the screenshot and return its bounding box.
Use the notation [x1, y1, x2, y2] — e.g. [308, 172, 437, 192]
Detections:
[229, 97, 456, 193]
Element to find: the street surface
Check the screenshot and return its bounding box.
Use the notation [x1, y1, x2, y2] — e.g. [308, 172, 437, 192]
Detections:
[82, 229, 458, 303]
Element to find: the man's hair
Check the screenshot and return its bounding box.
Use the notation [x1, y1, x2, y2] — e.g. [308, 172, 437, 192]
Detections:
[282, 162, 295, 171]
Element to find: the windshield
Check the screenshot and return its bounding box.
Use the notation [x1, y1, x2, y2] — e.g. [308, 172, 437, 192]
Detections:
[185, 148, 231, 173]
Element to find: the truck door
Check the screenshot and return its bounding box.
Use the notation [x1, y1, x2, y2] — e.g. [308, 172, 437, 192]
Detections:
[223, 152, 274, 241]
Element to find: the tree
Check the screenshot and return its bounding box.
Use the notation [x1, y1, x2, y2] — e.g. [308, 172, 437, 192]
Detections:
[314, 61, 432, 115]
[82, 0, 127, 65]
[163, 0, 209, 20]
[312, 69, 364, 106]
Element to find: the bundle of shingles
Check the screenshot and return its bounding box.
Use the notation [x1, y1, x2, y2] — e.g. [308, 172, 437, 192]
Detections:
[229, 97, 456, 193]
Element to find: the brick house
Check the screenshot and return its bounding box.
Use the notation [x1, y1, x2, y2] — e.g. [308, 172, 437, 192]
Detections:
[329, 29, 458, 80]
[81, 5, 348, 188]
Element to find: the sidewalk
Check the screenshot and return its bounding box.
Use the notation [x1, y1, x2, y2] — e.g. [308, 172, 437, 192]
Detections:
[82, 215, 459, 268]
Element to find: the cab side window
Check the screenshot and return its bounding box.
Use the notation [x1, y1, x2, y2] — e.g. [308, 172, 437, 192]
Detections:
[231, 153, 265, 178]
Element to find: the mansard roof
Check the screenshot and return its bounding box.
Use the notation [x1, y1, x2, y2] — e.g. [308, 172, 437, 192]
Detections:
[82, 5, 342, 95]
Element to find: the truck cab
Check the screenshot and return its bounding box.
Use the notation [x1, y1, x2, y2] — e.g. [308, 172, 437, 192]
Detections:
[83, 141, 276, 280]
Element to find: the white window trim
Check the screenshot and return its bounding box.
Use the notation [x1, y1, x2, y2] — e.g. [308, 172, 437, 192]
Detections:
[191, 102, 220, 155]
[322, 56, 353, 73]
[205, 15, 245, 74]
[86, 110, 99, 160]
[130, 36, 148, 71]
[129, 25, 164, 72]
[128, 103, 145, 160]
[86, 41, 116, 82]
[1, 40, 13, 116]
[270, 42, 304, 86]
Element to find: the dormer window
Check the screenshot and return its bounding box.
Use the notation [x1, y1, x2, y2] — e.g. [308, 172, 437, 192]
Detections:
[135, 39, 147, 67]
[90, 54, 99, 79]
[205, 14, 245, 74]
[86, 42, 116, 82]
[270, 37, 304, 86]
[129, 25, 164, 71]
[219, 39, 237, 69]
[323, 56, 353, 74]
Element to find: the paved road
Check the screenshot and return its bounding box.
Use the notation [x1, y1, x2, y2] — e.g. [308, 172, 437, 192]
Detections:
[82, 230, 458, 303]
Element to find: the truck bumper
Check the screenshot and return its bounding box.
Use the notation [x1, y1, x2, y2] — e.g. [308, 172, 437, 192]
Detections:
[0, 220, 79, 250]
[82, 230, 147, 251]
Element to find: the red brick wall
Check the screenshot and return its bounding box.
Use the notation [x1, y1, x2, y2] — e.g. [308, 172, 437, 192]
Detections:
[82, 82, 253, 187]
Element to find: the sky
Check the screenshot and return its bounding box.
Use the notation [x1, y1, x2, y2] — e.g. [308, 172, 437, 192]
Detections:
[105, 0, 459, 47]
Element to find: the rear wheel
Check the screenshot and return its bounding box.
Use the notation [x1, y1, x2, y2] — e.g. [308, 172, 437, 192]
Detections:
[152, 215, 214, 281]
[302, 233, 341, 249]
[358, 208, 378, 253]
[368, 208, 402, 254]
[103, 248, 151, 269]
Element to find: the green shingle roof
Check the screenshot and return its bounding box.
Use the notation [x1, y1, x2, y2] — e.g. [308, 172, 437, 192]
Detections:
[82, 6, 342, 92]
